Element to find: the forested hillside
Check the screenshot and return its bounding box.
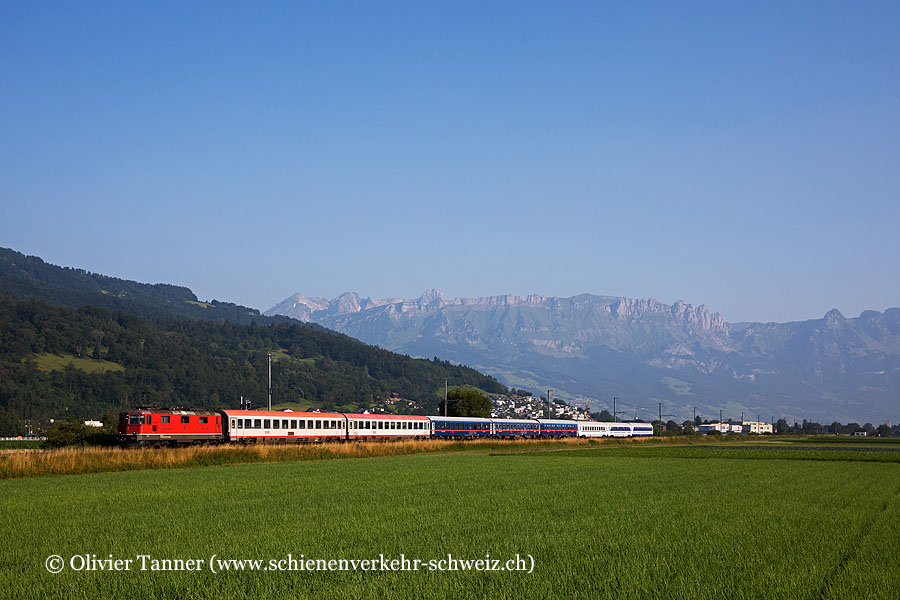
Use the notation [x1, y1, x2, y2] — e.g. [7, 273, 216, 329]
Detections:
[0, 247, 272, 324]
[0, 250, 506, 435]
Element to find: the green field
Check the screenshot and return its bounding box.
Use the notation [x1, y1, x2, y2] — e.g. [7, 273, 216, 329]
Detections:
[31, 352, 125, 374]
[2, 444, 898, 599]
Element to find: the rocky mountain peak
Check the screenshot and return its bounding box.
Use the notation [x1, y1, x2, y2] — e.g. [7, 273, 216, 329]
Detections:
[419, 288, 447, 308]
[332, 292, 362, 314]
[824, 308, 846, 329]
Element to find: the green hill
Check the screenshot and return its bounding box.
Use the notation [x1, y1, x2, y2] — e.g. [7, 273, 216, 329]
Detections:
[0, 248, 505, 434]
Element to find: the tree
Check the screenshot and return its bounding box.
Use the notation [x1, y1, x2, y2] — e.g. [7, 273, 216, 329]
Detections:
[44, 420, 93, 448]
[876, 424, 892, 437]
[438, 387, 491, 418]
[591, 409, 614, 422]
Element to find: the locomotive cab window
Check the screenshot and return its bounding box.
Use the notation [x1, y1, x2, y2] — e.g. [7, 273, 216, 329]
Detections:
[128, 415, 144, 425]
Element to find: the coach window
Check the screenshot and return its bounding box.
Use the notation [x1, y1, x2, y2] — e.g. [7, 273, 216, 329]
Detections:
[331, 420, 337, 429]
[299, 420, 306, 429]
[389, 422, 395, 430]
[264, 419, 271, 429]
[273, 420, 280, 429]
[253, 419, 260, 429]
[291, 420, 297, 429]
[307, 420, 313, 429]
[316, 420, 321, 429]
[236, 419, 242, 428]
[181, 416, 190, 424]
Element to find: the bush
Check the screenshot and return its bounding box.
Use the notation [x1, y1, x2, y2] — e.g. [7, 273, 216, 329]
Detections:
[43, 420, 118, 448]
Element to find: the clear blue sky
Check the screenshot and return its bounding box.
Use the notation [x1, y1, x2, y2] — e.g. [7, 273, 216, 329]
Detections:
[2, 1, 898, 323]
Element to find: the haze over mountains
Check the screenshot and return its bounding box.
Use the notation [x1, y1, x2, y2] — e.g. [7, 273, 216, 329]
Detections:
[266, 290, 900, 423]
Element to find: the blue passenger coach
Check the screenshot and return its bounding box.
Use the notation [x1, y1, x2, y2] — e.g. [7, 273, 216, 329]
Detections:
[428, 416, 492, 438]
[491, 419, 540, 438]
[537, 419, 578, 437]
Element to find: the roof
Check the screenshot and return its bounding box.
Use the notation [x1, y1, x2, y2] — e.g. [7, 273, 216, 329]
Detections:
[222, 410, 346, 419]
[342, 413, 428, 420]
[122, 408, 218, 416]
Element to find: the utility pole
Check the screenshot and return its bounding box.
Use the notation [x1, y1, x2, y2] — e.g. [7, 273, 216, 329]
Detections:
[547, 389, 552, 419]
[720, 409, 723, 433]
[444, 379, 448, 417]
[267, 353, 272, 412]
[658, 402, 662, 436]
[693, 406, 697, 425]
[613, 397, 618, 422]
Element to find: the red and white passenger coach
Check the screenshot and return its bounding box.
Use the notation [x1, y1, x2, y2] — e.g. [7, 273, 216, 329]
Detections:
[344, 413, 430, 440]
[223, 410, 347, 443]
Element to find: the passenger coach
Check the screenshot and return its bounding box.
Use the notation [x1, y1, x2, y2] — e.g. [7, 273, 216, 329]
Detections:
[490, 418, 540, 438]
[538, 419, 578, 437]
[428, 416, 491, 438]
[345, 414, 430, 440]
[223, 410, 346, 443]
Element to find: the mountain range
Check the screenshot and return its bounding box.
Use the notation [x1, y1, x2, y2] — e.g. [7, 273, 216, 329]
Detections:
[266, 289, 900, 423]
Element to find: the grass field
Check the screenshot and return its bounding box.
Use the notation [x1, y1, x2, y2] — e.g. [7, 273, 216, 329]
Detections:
[2, 443, 898, 599]
[31, 352, 125, 374]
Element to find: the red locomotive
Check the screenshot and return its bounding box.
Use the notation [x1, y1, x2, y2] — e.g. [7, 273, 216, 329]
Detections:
[118, 408, 222, 446]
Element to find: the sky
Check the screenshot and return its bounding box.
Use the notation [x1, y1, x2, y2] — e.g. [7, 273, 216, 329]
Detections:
[2, 1, 898, 324]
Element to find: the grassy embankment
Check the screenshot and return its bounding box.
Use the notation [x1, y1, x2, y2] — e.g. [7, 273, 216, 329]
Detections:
[0, 436, 669, 479]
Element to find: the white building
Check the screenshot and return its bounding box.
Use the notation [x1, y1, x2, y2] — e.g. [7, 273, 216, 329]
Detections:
[742, 420, 773, 434]
[698, 423, 730, 434]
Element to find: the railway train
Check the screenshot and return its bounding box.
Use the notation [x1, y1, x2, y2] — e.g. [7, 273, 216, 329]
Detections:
[117, 407, 654, 446]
